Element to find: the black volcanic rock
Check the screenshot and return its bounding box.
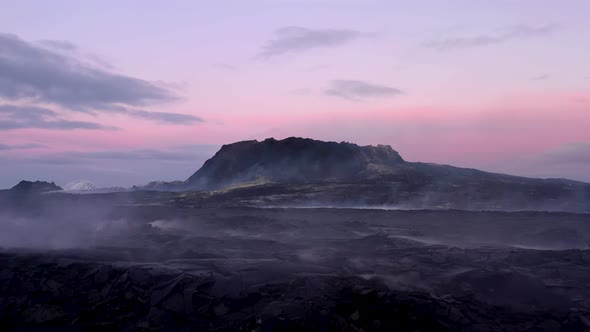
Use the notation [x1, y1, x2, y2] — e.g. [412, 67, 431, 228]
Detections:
[178, 137, 590, 212]
[186, 137, 404, 189]
[9, 180, 63, 194]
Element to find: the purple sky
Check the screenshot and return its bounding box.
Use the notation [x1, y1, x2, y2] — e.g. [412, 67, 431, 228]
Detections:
[0, 0, 589, 188]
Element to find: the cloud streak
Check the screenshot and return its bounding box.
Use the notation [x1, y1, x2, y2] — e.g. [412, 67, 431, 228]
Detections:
[38, 39, 77, 51]
[0, 104, 117, 131]
[425, 24, 560, 51]
[259, 27, 371, 58]
[532, 74, 551, 80]
[128, 109, 204, 125]
[212, 63, 238, 71]
[0, 143, 45, 150]
[27, 144, 220, 165]
[324, 80, 403, 100]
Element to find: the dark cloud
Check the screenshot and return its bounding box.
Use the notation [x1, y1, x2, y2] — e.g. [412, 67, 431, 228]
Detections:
[324, 80, 403, 100]
[259, 27, 370, 58]
[425, 24, 560, 51]
[0, 33, 201, 125]
[0, 104, 117, 131]
[532, 74, 551, 80]
[0, 143, 45, 150]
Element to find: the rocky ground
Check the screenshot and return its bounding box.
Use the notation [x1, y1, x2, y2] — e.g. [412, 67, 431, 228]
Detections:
[2, 251, 589, 332]
[1, 207, 590, 331]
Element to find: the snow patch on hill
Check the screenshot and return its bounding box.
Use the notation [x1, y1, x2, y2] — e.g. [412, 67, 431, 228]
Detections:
[64, 181, 97, 191]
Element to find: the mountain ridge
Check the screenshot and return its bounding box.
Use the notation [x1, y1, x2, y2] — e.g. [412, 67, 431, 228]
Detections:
[186, 137, 405, 189]
[5, 138, 584, 212]
[174, 137, 589, 212]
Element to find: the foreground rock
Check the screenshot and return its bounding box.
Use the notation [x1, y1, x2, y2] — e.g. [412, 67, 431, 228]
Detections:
[1, 207, 589, 331]
[1, 252, 588, 332]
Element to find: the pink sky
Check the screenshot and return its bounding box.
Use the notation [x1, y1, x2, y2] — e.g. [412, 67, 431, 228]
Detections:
[0, 1, 589, 187]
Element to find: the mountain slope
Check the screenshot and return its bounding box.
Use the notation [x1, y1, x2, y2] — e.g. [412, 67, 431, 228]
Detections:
[181, 137, 589, 212]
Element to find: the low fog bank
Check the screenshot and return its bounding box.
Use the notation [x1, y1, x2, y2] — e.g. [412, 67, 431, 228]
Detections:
[1, 204, 589, 252]
[166, 179, 590, 213]
[0, 214, 134, 249]
[1, 205, 590, 314]
[233, 187, 590, 213]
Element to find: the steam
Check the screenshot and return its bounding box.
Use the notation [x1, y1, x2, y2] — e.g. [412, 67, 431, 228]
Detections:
[0, 214, 132, 249]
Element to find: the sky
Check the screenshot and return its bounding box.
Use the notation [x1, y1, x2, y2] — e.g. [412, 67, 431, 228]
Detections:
[0, 0, 589, 188]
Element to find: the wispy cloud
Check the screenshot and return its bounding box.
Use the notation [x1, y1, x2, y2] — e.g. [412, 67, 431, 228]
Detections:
[212, 63, 238, 71]
[0, 104, 117, 131]
[258, 27, 371, 58]
[532, 74, 551, 80]
[324, 80, 403, 100]
[128, 110, 204, 125]
[0, 143, 45, 150]
[425, 24, 560, 51]
[28, 144, 220, 165]
[38, 39, 77, 51]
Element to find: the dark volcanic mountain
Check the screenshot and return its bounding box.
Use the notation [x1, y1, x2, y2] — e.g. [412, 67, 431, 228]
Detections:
[0, 181, 63, 209]
[8, 180, 63, 194]
[186, 137, 404, 189]
[182, 137, 589, 212]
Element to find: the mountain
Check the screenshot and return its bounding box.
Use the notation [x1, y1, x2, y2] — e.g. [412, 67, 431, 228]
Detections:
[8, 180, 63, 194]
[186, 137, 404, 189]
[180, 137, 589, 212]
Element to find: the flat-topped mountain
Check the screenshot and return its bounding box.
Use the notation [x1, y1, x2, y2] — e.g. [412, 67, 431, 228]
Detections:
[186, 137, 404, 189]
[177, 137, 589, 212]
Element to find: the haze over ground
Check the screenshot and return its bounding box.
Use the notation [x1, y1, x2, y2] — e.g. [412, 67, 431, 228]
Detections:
[0, 0, 589, 187]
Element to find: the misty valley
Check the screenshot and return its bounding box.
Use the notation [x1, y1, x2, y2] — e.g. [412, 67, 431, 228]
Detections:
[0, 138, 589, 331]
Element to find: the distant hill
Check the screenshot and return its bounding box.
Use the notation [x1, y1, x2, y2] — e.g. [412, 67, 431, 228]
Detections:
[8, 180, 63, 194]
